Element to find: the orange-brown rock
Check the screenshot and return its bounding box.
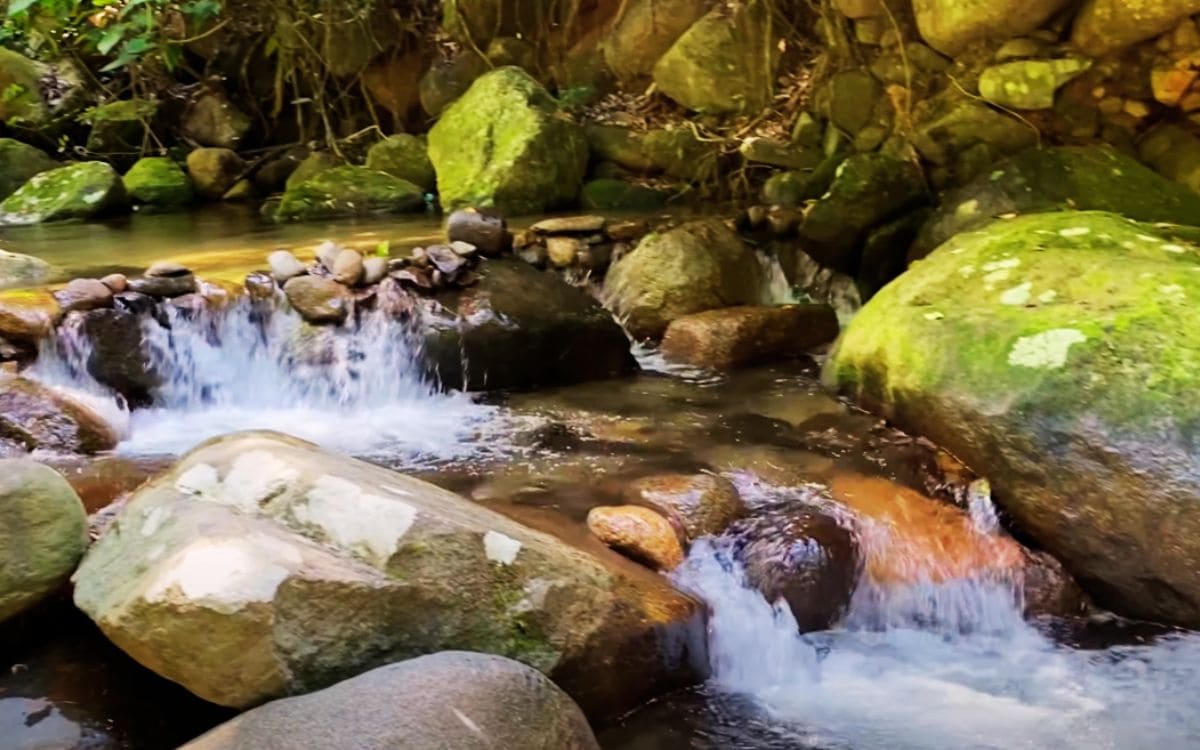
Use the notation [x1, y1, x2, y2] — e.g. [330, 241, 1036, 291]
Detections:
[0, 289, 61, 343]
[0, 376, 119, 454]
[587, 504, 685, 571]
[623, 473, 745, 540]
[661, 304, 839, 370]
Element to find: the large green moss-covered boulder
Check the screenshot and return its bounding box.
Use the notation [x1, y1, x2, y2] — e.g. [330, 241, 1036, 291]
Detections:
[1073, 0, 1200, 56]
[124, 157, 195, 208]
[912, 146, 1200, 259]
[912, 0, 1071, 55]
[274, 165, 424, 222]
[652, 0, 776, 114]
[85, 99, 159, 155]
[828, 210, 1200, 627]
[0, 139, 56, 201]
[365, 134, 436, 192]
[603, 219, 763, 340]
[0, 459, 88, 623]
[0, 162, 126, 226]
[428, 67, 587, 215]
[73, 431, 705, 716]
[603, 0, 713, 83]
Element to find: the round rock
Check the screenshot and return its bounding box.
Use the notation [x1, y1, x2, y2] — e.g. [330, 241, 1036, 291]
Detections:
[623, 473, 745, 541]
[283, 276, 350, 324]
[587, 504, 685, 571]
[332, 249, 364, 286]
[446, 208, 509, 256]
[267, 250, 306, 283]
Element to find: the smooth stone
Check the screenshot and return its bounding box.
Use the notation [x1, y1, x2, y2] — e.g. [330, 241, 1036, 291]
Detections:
[0, 376, 119, 455]
[331, 249, 365, 286]
[0, 289, 61, 342]
[267, 250, 306, 283]
[99, 274, 127, 293]
[283, 276, 350, 324]
[531, 215, 607, 234]
[446, 208, 509, 256]
[623, 474, 745, 540]
[53, 278, 113, 314]
[128, 273, 196, 299]
[587, 505, 686, 571]
[361, 256, 388, 285]
[315, 241, 342, 271]
[424, 245, 466, 275]
[449, 240, 478, 257]
[661, 305, 840, 370]
[546, 236, 585, 268]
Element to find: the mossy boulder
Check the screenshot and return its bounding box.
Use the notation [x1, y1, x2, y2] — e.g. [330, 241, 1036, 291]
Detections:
[123, 157, 195, 208]
[585, 124, 713, 181]
[797, 153, 926, 272]
[274, 166, 424, 222]
[0, 162, 126, 226]
[0, 459, 88, 623]
[85, 99, 159, 154]
[365, 134, 436, 193]
[1073, 0, 1200, 56]
[828, 210, 1200, 627]
[1138, 123, 1200, 195]
[0, 139, 57, 201]
[761, 157, 843, 207]
[580, 178, 669, 210]
[73, 431, 706, 717]
[0, 49, 85, 128]
[180, 91, 252, 149]
[912, 146, 1200, 260]
[910, 98, 1037, 169]
[428, 67, 587, 215]
[603, 0, 714, 83]
[978, 58, 1091, 111]
[418, 51, 490, 117]
[420, 258, 636, 390]
[187, 148, 245, 200]
[284, 151, 339, 192]
[652, 0, 776, 114]
[912, 0, 1071, 55]
[603, 219, 763, 340]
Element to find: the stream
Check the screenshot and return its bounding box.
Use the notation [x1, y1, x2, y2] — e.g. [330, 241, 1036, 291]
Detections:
[2, 212, 1199, 749]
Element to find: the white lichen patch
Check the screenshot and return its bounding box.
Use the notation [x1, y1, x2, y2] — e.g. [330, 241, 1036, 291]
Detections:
[82, 189, 105, 205]
[1000, 282, 1033, 306]
[982, 257, 1021, 272]
[141, 505, 172, 537]
[484, 530, 522, 565]
[954, 199, 980, 218]
[983, 269, 1012, 286]
[1162, 244, 1187, 254]
[1058, 226, 1091, 238]
[221, 451, 299, 511]
[1007, 328, 1088, 369]
[923, 311, 945, 321]
[1038, 290, 1058, 304]
[292, 475, 417, 565]
[958, 264, 976, 277]
[143, 534, 301, 613]
[1159, 284, 1186, 300]
[175, 463, 220, 498]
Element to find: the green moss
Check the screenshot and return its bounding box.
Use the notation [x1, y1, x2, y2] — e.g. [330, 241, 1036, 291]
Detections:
[365, 135, 436, 193]
[0, 49, 46, 125]
[580, 178, 669, 210]
[0, 161, 126, 225]
[427, 66, 588, 215]
[0, 139, 57, 201]
[123, 157, 194, 208]
[85, 99, 159, 154]
[274, 165, 424, 222]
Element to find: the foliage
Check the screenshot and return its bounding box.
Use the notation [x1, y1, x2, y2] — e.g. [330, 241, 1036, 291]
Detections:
[1, 0, 220, 72]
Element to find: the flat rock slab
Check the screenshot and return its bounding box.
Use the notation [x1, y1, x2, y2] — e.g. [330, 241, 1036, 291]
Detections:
[661, 304, 839, 370]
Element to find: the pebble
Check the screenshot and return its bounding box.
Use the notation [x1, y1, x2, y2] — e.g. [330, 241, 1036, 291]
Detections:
[315, 241, 342, 271]
[446, 208, 509, 256]
[268, 250, 306, 283]
[361, 256, 389, 285]
[587, 505, 685, 571]
[332, 249, 364, 286]
[546, 236, 585, 268]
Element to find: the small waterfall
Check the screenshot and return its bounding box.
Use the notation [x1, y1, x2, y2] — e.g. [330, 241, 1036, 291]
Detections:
[29, 297, 523, 464]
[758, 249, 862, 325]
[672, 479, 1200, 749]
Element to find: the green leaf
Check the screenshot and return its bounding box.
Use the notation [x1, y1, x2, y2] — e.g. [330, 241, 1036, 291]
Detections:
[96, 24, 123, 54]
[161, 42, 181, 70]
[375, 240, 390, 257]
[7, 0, 39, 16]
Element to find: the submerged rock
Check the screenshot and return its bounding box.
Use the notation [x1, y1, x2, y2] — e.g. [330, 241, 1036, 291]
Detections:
[275, 166, 424, 222]
[0, 459, 88, 623]
[622, 473, 745, 540]
[829, 210, 1200, 627]
[0, 138, 57, 201]
[0, 162, 126, 225]
[420, 258, 635, 390]
[0, 253, 56, 292]
[0, 376, 119, 454]
[123, 157, 194, 208]
[587, 505, 686, 571]
[912, 146, 1200, 260]
[603, 219, 762, 340]
[73, 431, 707, 717]
[428, 67, 588, 215]
[660, 304, 839, 370]
[181, 652, 600, 750]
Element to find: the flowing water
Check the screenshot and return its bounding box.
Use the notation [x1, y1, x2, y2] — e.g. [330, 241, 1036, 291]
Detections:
[3, 213, 1200, 749]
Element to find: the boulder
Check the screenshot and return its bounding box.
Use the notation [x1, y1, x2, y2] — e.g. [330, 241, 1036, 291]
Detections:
[429, 68, 587, 215]
[0, 460, 87, 622]
[603, 219, 763, 340]
[912, 0, 1072, 55]
[825, 70, 882, 136]
[75, 307, 161, 405]
[446, 208, 510, 255]
[53, 278, 113, 314]
[274, 166, 424, 222]
[418, 51, 490, 118]
[910, 98, 1037, 169]
[123, 157, 195, 208]
[283, 152, 338, 192]
[331, 249, 364, 285]
[652, 0, 776, 114]
[587, 505, 685, 571]
[585, 124, 713, 181]
[603, 0, 712, 83]
[622, 473, 744, 540]
[0, 254, 56, 293]
[911, 146, 1200, 260]
[661, 304, 840, 370]
[580, 179, 670, 211]
[797, 153, 926, 272]
[828, 210, 1200, 627]
[0, 138, 56, 201]
[978, 59, 1091, 110]
[1138, 123, 1200, 196]
[739, 137, 823, 170]
[420, 258, 635, 390]
[365, 134, 436, 193]
[0, 376, 119, 454]
[72, 431, 707, 717]
[182, 652, 599, 750]
[84, 99, 159, 155]
[267, 251, 305, 283]
[732, 506, 860, 632]
[181, 91, 252, 149]
[186, 148, 245, 200]
[1073, 0, 1200, 56]
[283, 276, 350, 324]
[761, 160, 842, 207]
[0, 162, 126, 225]
[0, 48, 85, 128]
